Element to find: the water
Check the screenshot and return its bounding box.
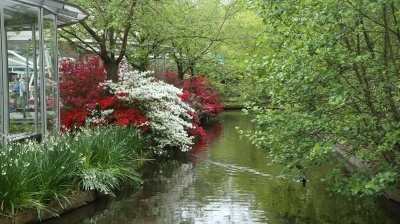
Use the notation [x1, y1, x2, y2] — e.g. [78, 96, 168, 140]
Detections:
[45, 111, 400, 224]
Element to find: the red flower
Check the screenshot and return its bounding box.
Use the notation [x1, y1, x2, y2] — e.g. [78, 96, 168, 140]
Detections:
[179, 91, 190, 101]
[188, 121, 206, 142]
[59, 55, 152, 133]
[181, 76, 223, 118]
[117, 118, 130, 126]
[60, 108, 90, 131]
[60, 55, 107, 130]
[98, 96, 118, 110]
[115, 107, 149, 132]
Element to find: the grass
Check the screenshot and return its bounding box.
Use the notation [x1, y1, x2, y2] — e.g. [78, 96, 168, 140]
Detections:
[0, 126, 146, 219]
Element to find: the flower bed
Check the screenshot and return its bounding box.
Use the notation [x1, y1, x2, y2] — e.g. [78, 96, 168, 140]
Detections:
[0, 56, 225, 221]
[0, 191, 99, 224]
[0, 126, 145, 220]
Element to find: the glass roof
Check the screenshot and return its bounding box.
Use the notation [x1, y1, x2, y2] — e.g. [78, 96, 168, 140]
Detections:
[3, 0, 88, 28]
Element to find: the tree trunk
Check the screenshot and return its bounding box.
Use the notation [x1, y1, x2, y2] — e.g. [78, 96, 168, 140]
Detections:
[172, 49, 185, 80]
[104, 61, 119, 82]
[188, 61, 195, 77]
[177, 64, 184, 80]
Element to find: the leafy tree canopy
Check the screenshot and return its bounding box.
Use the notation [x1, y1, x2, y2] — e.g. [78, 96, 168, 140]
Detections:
[60, 0, 138, 81]
[242, 0, 400, 198]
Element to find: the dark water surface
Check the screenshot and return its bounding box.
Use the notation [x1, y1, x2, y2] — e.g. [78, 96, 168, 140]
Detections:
[46, 111, 400, 224]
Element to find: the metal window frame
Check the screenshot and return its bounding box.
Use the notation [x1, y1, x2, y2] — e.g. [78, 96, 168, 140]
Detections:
[0, 0, 87, 145]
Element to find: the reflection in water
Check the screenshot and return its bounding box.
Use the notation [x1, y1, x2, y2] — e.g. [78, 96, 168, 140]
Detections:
[207, 161, 274, 178]
[188, 119, 223, 164]
[46, 111, 399, 224]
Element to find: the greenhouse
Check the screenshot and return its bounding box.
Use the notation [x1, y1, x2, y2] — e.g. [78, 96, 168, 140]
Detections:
[0, 0, 87, 144]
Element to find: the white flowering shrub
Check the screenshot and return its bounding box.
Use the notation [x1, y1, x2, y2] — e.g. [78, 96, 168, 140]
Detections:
[101, 71, 195, 153]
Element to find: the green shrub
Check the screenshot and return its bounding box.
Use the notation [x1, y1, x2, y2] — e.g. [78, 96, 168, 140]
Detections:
[68, 126, 145, 196]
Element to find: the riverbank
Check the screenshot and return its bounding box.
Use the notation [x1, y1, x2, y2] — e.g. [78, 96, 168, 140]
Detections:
[334, 143, 400, 204]
[1, 191, 99, 224]
[46, 111, 399, 223]
[3, 111, 399, 223]
[223, 105, 244, 110]
[0, 137, 198, 223]
[0, 126, 146, 223]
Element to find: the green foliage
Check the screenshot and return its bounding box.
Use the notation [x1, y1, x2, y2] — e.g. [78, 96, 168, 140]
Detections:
[147, 0, 245, 78]
[242, 0, 400, 198]
[60, 0, 261, 105]
[0, 139, 80, 217]
[212, 10, 268, 106]
[67, 126, 145, 196]
[9, 121, 34, 133]
[59, 0, 139, 81]
[0, 126, 145, 217]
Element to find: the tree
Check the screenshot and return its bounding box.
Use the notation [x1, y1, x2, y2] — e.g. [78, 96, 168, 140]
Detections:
[59, 0, 138, 82]
[124, 1, 166, 72]
[242, 0, 400, 198]
[133, 0, 263, 106]
[207, 9, 267, 106]
[59, 0, 253, 107]
[136, 0, 245, 79]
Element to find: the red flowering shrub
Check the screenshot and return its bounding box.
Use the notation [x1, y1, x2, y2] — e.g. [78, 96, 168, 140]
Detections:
[115, 108, 149, 132]
[98, 96, 119, 110]
[59, 56, 211, 146]
[162, 70, 182, 87]
[59, 56, 106, 110]
[187, 116, 206, 141]
[163, 71, 223, 119]
[87, 94, 149, 131]
[178, 91, 190, 101]
[59, 56, 149, 132]
[162, 71, 223, 142]
[60, 108, 90, 132]
[182, 76, 224, 118]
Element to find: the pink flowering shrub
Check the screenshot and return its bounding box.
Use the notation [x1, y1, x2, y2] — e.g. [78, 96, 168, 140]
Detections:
[181, 76, 224, 118]
[161, 71, 223, 142]
[162, 71, 224, 119]
[163, 70, 182, 87]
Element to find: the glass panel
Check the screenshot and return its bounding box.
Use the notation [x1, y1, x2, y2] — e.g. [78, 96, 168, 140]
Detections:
[43, 10, 57, 134]
[1, 0, 83, 143]
[5, 3, 40, 138]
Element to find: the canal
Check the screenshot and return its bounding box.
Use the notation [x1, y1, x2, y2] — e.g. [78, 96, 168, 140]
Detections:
[45, 111, 400, 223]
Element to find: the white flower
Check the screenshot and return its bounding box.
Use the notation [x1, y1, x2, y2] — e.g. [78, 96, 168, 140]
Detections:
[100, 70, 196, 152]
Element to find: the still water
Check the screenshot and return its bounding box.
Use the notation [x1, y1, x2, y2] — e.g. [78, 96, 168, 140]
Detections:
[46, 111, 400, 223]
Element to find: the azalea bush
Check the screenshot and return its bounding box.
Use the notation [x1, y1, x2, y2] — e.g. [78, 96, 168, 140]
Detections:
[101, 71, 195, 152]
[60, 56, 199, 152]
[161, 71, 224, 141]
[59, 56, 106, 110]
[85, 94, 149, 132]
[181, 76, 224, 119]
[162, 71, 224, 120]
[59, 56, 106, 131]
